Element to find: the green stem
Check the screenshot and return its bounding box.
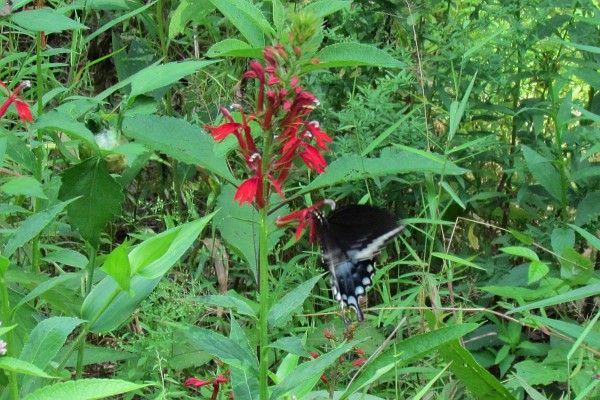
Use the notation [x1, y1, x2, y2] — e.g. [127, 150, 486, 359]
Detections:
[258, 205, 270, 399]
[0, 268, 19, 399]
[31, 32, 45, 273]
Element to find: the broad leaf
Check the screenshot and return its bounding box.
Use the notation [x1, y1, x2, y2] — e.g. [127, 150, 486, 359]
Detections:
[3, 200, 75, 258]
[101, 242, 131, 293]
[209, 0, 274, 47]
[33, 111, 98, 151]
[304, 43, 405, 71]
[182, 325, 259, 373]
[122, 115, 234, 182]
[0, 177, 47, 199]
[342, 324, 479, 398]
[128, 60, 220, 100]
[438, 340, 515, 399]
[10, 8, 88, 33]
[522, 145, 562, 201]
[83, 216, 213, 333]
[21, 379, 149, 400]
[59, 157, 124, 248]
[268, 275, 322, 328]
[303, 148, 468, 193]
[206, 39, 262, 58]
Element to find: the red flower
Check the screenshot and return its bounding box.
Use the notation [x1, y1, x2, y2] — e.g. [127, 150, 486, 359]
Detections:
[352, 358, 366, 367]
[235, 176, 261, 206]
[305, 121, 332, 151]
[184, 377, 211, 387]
[0, 80, 32, 123]
[309, 351, 319, 359]
[276, 200, 334, 241]
[299, 143, 327, 173]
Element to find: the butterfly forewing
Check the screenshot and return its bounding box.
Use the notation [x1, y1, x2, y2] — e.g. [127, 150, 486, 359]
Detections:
[313, 205, 404, 323]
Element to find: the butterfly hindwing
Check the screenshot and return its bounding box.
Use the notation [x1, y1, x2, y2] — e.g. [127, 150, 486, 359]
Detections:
[314, 204, 404, 323]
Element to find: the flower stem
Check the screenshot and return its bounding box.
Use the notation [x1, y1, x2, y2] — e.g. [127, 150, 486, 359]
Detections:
[258, 205, 270, 398]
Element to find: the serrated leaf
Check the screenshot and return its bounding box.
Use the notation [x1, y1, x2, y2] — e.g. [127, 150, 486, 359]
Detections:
[303, 148, 468, 193]
[3, 200, 75, 258]
[231, 366, 260, 400]
[550, 227, 575, 256]
[528, 260, 549, 284]
[500, 246, 539, 261]
[122, 115, 234, 182]
[21, 378, 149, 400]
[0, 177, 47, 199]
[438, 340, 515, 399]
[58, 157, 124, 248]
[128, 60, 220, 100]
[10, 8, 88, 33]
[559, 247, 593, 285]
[522, 145, 562, 201]
[268, 275, 322, 328]
[304, 43, 405, 71]
[210, 0, 273, 47]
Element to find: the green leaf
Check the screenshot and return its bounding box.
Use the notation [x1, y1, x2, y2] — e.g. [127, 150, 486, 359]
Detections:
[10, 8, 88, 33]
[3, 200, 75, 258]
[268, 275, 323, 328]
[58, 157, 124, 248]
[500, 246, 539, 261]
[0, 177, 47, 199]
[271, 341, 357, 400]
[0, 357, 58, 379]
[18, 317, 83, 393]
[182, 325, 259, 373]
[43, 249, 88, 269]
[33, 111, 98, 151]
[206, 39, 262, 58]
[101, 242, 131, 293]
[230, 366, 260, 400]
[215, 186, 288, 277]
[209, 0, 274, 47]
[448, 72, 477, 141]
[438, 340, 515, 399]
[575, 191, 600, 226]
[83, 216, 213, 333]
[528, 260, 549, 284]
[21, 378, 150, 400]
[509, 229, 534, 245]
[342, 324, 479, 398]
[559, 247, 593, 285]
[513, 359, 567, 386]
[122, 115, 234, 182]
[550, 227, 575, 256]
[128, 60, 220, 100]
[196, 292, 258, 318]
[305, 43, 405, 71]
[303, 148, 468, 193]
[568, 223, 600, 251]
[268, 336, 310, 357]
[508, 282, 600, 314]
[526, 315, 600, 349]
[522, 145, 562, 201]
[431, 252, 484, 270]
[302, 0, 352, 18]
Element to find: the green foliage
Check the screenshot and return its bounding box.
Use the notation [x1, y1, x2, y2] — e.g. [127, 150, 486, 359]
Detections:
[1, 0, 600, 399]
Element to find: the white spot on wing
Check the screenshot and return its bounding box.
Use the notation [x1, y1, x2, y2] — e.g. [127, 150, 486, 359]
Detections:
[354, 225, 405, 260]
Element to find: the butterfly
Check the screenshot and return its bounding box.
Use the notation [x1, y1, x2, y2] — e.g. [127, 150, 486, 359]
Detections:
[312, 204, 405, 324]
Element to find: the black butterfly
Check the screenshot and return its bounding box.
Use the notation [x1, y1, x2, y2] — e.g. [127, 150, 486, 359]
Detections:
[312, 204, 405, 324]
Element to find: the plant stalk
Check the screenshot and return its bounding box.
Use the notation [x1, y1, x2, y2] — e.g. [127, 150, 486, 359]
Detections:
[258, 205, 270, 398]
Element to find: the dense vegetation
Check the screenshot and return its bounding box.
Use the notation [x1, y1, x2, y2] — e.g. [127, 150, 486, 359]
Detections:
[1, 0, 599, 399]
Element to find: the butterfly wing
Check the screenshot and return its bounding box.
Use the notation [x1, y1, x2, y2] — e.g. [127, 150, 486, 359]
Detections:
[314, 205, 405, 323]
